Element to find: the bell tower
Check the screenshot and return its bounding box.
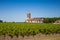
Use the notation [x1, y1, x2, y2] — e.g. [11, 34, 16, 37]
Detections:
[26, 11, 31, 19]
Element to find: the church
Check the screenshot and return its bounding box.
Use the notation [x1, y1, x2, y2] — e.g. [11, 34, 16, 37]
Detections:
[25, 11, 44, 23]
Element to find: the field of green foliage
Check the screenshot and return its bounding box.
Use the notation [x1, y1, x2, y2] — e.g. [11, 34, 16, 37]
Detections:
[0, 22, 60, 37]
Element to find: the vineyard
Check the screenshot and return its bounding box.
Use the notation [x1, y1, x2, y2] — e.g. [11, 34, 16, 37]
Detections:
[0, 22, 60, 37]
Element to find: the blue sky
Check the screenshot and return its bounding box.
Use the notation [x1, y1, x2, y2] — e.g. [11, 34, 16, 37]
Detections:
[0, 0, 60, 22]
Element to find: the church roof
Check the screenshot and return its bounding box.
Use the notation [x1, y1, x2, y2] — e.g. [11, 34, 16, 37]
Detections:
[27, 18, 44, 21]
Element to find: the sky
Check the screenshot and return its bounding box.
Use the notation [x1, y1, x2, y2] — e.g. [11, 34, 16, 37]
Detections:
[0, 0, 60, 22]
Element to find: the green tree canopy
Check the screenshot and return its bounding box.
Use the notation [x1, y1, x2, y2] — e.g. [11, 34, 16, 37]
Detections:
[0, 20, 3, 22]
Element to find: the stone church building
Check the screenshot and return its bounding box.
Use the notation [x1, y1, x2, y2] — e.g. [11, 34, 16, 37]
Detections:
[25, 11, 44, 23]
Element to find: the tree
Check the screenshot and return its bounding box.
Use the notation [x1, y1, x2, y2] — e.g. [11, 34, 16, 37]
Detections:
[44, 17, 60, 23]
[0, 20, 3, 22]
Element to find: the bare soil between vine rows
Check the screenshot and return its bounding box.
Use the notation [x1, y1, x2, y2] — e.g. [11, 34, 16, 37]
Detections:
[0, 33, 60, 40]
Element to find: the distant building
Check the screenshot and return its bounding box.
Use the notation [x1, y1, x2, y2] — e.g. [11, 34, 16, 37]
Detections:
[25, 11, 44, 23]
[54, 20, 60, 24]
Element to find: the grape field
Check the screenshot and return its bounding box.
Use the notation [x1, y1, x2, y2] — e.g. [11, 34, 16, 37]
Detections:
[0, 22, 60, 37]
